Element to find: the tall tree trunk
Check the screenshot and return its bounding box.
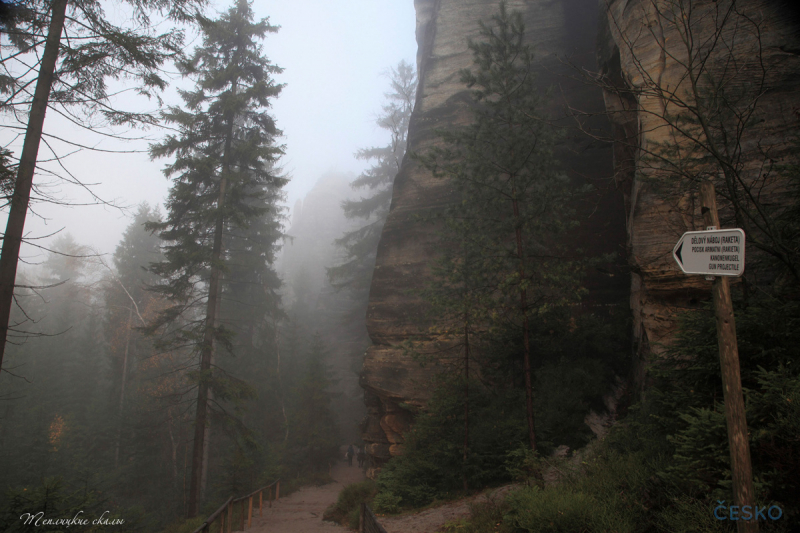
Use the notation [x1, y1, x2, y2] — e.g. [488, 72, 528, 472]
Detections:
[115, 306, 134, 468]
[512, 195, 536, 452]
[463, 318, 470, 492]
[274, 321, 289, 444]
[199, 362, 212, 500]
[201, 279, 222, 500]
[187, 172, 227, 517]
[183, 437, 188, 517]
[168, 408, 179, 484]
[187, 85, 237, 518]
[0, 0, 68, 376]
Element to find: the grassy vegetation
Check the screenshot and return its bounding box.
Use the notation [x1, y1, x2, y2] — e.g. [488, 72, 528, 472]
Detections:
[323, 479, 379, 529]
[158, 516, 206, 533]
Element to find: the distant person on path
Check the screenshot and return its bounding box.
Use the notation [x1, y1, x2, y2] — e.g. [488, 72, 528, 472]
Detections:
[346, 444, 354, 466]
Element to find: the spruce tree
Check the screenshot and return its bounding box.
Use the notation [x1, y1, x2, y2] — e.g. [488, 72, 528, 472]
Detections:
[327, 61, 416, 292]
[0, 0, 205, 376]
[421, 215, 492, 489]
[418, 2, 583, 453]
[145, 0, 285, 517]
[222, 191, 284, 358]
[104, 204, 163, 469]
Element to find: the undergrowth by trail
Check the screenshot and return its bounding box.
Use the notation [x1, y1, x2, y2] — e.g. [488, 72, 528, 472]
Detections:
[368, 295, 800, 532]
[323, 479, 378, 529]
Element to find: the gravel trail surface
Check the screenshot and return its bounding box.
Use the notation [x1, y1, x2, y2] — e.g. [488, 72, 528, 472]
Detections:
[248, 459, 365, 533]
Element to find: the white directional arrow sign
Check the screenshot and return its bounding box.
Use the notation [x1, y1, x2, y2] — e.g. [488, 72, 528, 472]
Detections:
[672, 228, 746, 277]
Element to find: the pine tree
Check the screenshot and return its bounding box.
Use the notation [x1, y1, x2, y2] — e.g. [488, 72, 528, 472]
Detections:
[145, 0, 285, 517]
[327, 61, 416, 293]
[418, 2, 583, 453]
[0, 0, 205, 377]
[421, 215, 493, 489]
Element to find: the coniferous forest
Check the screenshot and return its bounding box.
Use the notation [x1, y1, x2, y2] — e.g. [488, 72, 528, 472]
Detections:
[0, 1, 407, 530]
[0, 1, 799, 532]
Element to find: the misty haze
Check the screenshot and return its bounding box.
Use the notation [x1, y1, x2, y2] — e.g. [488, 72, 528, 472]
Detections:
[0, 1, 798, 532]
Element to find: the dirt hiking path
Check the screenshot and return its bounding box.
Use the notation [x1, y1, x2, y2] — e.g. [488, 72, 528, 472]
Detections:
[379, 485, 518, 533]
[248, 458, 364, 533]
[248, 457, 515, 533]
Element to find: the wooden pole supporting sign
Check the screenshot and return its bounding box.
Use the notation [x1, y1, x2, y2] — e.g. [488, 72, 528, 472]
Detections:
[698, 182, 758, 533]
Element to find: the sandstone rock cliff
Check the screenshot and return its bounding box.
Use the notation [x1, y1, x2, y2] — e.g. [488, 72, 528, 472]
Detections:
[597, 0, 800, 383]
[361, 0, 628, 474]
[362, 0, 800, 474]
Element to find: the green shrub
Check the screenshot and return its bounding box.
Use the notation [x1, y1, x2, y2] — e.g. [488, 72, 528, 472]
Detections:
[501, 447, 655, 532]
[159, 516, 206, 533]
[442, 500, 513, 533]
[372, 491, 403, 515]
[505, 485, 606, 532]
[649, 297, 800, 514]
[374, 381, 525, 509]
[655, 497, 731, 533]
[323, 479, 378, 528]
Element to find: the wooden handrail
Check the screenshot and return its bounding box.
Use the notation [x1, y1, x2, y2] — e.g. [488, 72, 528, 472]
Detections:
[191, 480, 280, 533]
[232, 479, 279, 503]
[190, 496, 232, 533]
[359, 503, 388, 533]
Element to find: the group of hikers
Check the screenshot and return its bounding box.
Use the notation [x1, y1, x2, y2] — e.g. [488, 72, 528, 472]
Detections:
[345, 443, 366, 468]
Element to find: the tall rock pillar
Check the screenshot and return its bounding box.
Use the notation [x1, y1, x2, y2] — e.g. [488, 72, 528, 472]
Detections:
[361, 0, 627, 474]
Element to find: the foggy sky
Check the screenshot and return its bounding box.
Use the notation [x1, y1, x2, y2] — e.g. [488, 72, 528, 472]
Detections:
[1, 0, 417, 265]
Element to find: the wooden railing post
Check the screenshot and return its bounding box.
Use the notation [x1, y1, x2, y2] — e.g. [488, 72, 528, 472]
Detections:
[189, 481, 278, 533]
[276, 481, 280, 500]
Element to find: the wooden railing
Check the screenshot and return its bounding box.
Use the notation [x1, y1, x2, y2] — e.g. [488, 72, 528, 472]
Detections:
[359, 503, 387, 533]
[191, 480, 281, 533]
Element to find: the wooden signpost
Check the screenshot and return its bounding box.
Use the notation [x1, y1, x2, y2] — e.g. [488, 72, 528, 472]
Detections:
[673, 182, 757, 532]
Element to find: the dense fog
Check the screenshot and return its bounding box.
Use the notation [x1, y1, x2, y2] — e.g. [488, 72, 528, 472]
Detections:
[1, 1, 799, 532]
[0, 0, 415, 528]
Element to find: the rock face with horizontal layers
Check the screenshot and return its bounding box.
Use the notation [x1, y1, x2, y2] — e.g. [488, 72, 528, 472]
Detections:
[597, 0, 800, 382]
[361, 0, 628, 475]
